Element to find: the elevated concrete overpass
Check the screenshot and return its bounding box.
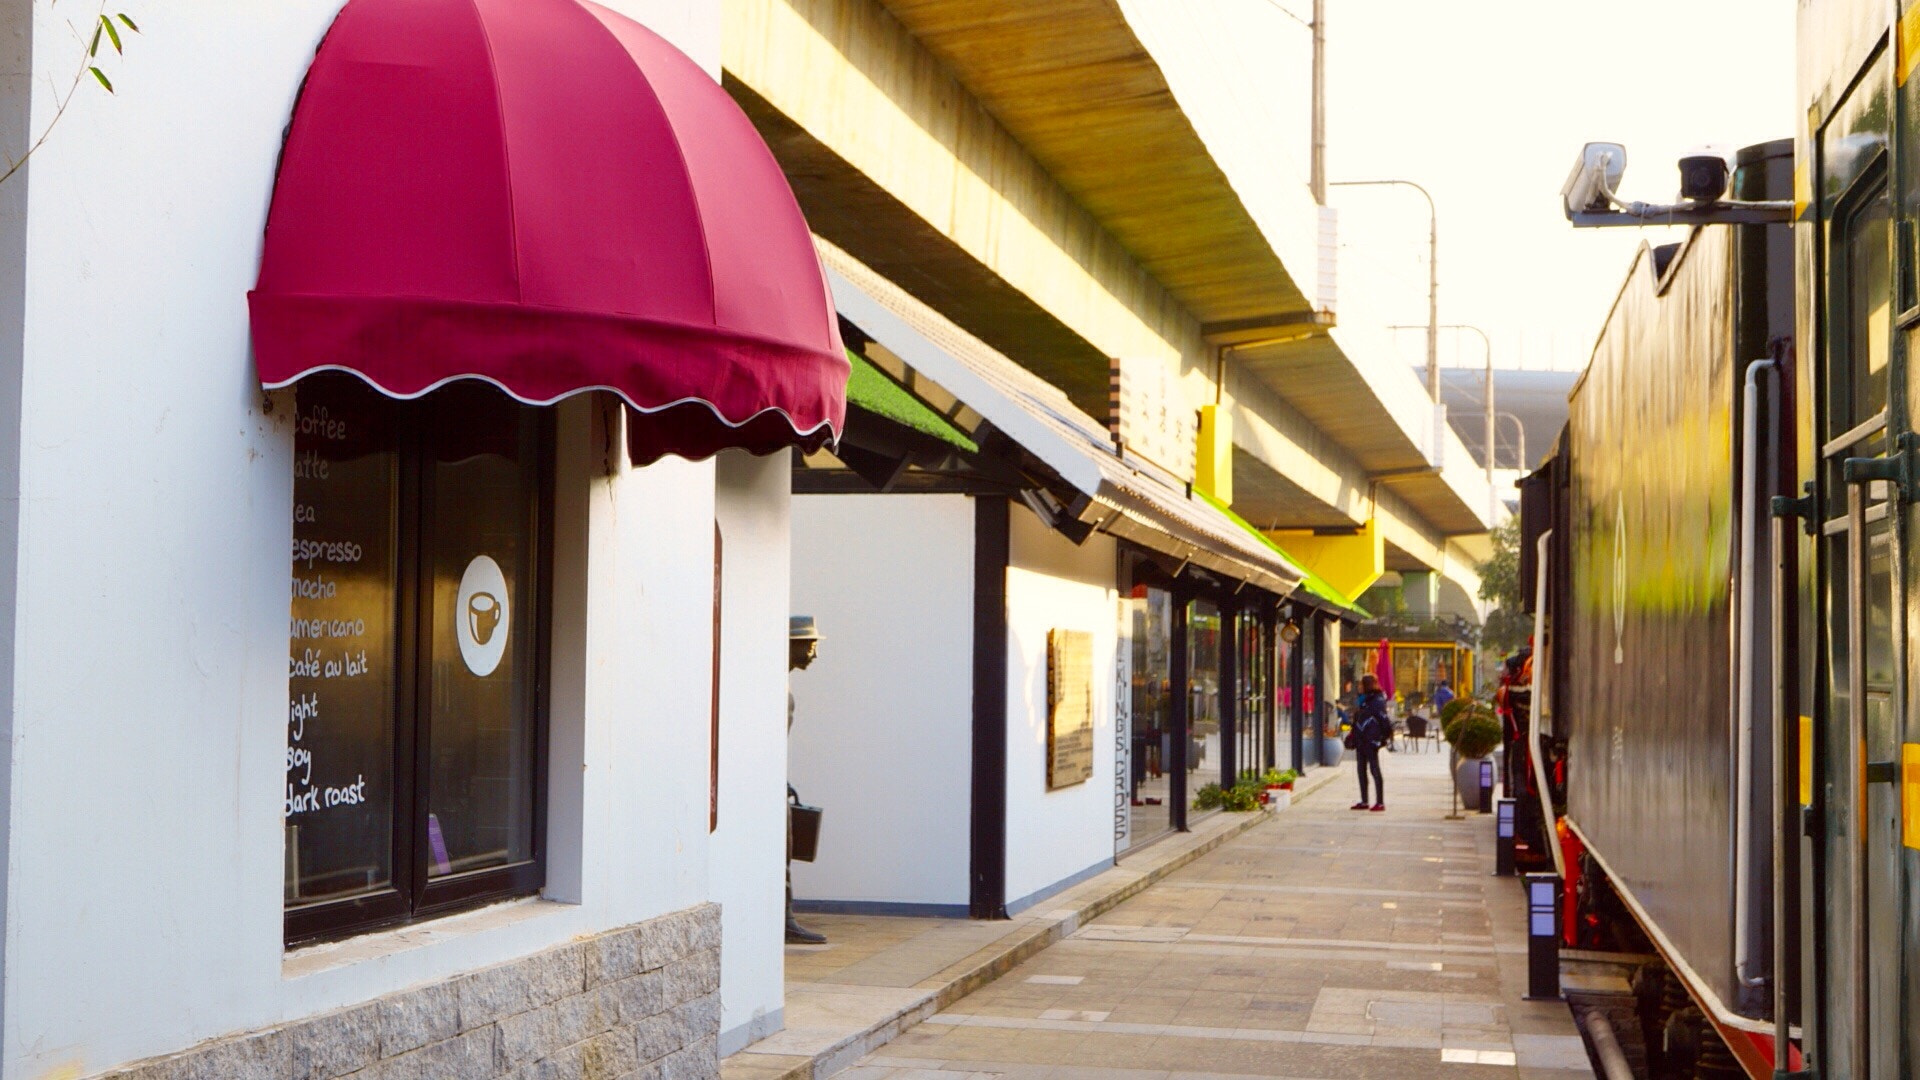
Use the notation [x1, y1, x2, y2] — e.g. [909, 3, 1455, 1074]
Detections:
[723, 0, 1494, 611]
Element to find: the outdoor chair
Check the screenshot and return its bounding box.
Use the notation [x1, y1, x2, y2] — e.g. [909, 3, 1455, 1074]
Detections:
[1404, 714, 1436, 752]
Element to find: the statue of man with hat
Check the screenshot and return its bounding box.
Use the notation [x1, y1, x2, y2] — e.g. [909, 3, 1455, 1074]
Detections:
[786, 615, 826, 945]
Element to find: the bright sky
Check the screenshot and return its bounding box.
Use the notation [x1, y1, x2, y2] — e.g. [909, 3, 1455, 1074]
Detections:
[1209, 0, 1796, 372]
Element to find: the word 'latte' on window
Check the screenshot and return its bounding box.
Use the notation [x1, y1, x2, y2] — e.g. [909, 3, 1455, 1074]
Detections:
[285, 374, 551, 946]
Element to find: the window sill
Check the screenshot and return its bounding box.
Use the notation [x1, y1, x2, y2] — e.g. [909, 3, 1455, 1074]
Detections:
[282, 895, 568, 980]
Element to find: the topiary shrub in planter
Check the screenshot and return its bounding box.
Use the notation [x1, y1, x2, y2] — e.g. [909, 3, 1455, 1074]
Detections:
[1442, 701, 1503, 810]
[1447, 713, 1501, 760]
[1439, 697, 1474, 746]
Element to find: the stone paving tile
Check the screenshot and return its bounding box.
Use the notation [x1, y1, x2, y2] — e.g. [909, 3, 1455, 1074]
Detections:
[845, 750, 1590, 1078]
[717, 1051, 814, 1079]
[726, 798, 1327, 1080]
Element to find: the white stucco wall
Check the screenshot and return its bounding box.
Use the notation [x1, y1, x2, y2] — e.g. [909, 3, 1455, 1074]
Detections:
[0, 2, 756, 1076]
[1002, 505, 1119, 910]
[787, 494, 974, 909]
[712, 449, 791, 1054]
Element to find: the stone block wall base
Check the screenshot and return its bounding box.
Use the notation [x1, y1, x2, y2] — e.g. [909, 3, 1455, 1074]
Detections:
[98, 903, 722, 1080]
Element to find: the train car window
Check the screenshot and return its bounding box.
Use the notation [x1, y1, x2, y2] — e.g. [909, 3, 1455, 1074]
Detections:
[1843, 188, 1891, 430]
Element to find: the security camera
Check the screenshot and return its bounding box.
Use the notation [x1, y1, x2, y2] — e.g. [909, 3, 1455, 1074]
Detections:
[1678, 145, 1733, 203]
[1562, 142, 1626, 218]
[1562, 138, 1793, 228]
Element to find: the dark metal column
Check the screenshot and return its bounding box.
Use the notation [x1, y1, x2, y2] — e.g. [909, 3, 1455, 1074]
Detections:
[1170, 585, 1191, 832]
[1220, 599, 1239, 789]
[1288, 613, 1306, 772]
[1263, 607, 1279, 771]
[968, 496, 1009, 919]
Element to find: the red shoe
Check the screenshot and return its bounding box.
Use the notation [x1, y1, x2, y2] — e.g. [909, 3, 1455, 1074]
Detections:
[1370, 804, 1386, 812]
[1350, 802, 1370, 810]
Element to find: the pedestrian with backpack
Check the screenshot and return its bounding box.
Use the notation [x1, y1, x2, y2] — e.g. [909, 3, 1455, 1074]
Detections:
[1348, 673, 1391, 812]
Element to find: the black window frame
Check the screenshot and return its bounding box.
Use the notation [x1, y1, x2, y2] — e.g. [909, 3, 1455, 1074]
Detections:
[285, 377, 556, 948]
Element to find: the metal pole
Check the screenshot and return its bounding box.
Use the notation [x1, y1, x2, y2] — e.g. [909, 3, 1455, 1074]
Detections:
[1445, 744, 1464, 821]
[1388, 322, 1491, 489]
[1485, 335, 1495, 516]
[1329, 176, 1438, 403]
[1581, 1013, 1636, 1080]
[1427, 211, 1439, 403]
[1501, 412, 1526, 473]
[1171, 586, 1191, 832]
[1309, 0, 1325, 205]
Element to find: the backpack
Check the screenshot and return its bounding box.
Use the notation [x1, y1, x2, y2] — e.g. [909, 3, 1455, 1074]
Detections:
[1347, 695, 1388, 749]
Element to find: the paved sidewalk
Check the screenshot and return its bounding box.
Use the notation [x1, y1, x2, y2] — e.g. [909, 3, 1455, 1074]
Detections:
[721, 768, 1350, 1080]
[844, 749, 1592, 1079]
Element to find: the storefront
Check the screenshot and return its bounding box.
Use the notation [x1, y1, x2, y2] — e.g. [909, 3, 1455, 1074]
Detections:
[1301, 608, 1353, 768]
[0, 0, 842, 1075]
[1340, 639, 1476, 714]
[789, 245, 1309, 916]
[1119, 561, 1295, 846]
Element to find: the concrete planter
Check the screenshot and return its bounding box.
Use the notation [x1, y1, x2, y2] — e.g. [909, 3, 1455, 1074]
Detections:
[1454, 756, 1492, 811]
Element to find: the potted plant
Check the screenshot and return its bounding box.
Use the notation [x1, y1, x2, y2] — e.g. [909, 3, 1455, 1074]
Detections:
[1442, 700, 1502, 811]
[1249, 768, 1298, 810]
[1319, 718, 1345, 766]
[1194, 777, 1266, 813]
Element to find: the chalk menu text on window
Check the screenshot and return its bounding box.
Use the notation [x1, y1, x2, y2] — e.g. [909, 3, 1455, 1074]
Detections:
[285, 381, 401, 906]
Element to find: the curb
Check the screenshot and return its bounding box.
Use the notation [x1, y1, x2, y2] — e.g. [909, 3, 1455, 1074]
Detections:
[725, 763, 1348, 1080]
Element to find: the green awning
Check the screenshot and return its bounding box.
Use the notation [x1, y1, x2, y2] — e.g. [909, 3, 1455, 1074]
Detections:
[844, 349, 977, 453]
[1194, 490, 1369, 618]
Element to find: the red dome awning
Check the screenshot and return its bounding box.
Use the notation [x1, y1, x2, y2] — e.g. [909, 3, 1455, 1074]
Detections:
[248, 0, 847, 464]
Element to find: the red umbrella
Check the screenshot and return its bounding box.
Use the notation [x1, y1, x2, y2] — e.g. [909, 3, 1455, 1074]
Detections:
[1373, 640, 1395, 699]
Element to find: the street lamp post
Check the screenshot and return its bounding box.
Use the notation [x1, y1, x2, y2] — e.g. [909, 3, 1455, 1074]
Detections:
[1331, 179, 1439, 403]
[1255, 0, 1326, 204]
[1389, 322, 1493, 519]
[1481, 330, 1494, 518]
[1497, 412, 1527, 472]
[1310, 0, 1325, 204]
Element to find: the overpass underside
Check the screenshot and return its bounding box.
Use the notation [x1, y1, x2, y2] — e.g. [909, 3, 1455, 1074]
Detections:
[723, 0, 1490, 610]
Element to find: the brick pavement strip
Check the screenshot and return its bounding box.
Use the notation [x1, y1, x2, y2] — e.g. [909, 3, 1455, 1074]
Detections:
[729, 751, 1595, 1080]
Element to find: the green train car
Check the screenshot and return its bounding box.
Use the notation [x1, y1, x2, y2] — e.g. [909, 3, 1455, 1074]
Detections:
[1526, 139, 1797, 1079]
[1790, 4, 1920, 1076]
[1520, 7, 1920, 1074]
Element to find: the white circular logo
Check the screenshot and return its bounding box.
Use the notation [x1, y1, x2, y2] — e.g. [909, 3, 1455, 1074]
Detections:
[456, 555, 510, 677]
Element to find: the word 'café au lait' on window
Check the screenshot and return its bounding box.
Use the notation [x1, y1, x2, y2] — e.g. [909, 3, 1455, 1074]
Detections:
[284, 374, 553, 945]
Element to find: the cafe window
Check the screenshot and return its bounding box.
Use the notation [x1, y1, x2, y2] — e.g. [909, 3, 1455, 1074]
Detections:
[284, 374, 552, 945]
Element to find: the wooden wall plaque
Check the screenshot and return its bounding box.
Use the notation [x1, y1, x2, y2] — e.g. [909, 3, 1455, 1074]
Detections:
[1048, 629, 1095, 789]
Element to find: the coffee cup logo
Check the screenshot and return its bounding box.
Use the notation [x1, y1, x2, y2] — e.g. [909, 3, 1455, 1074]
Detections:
[468, 592, 501, 645]
[455, 556, 510, 676]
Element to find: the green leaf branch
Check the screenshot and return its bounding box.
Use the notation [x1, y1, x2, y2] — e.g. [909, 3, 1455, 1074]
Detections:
[0, 4, 141, 187]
